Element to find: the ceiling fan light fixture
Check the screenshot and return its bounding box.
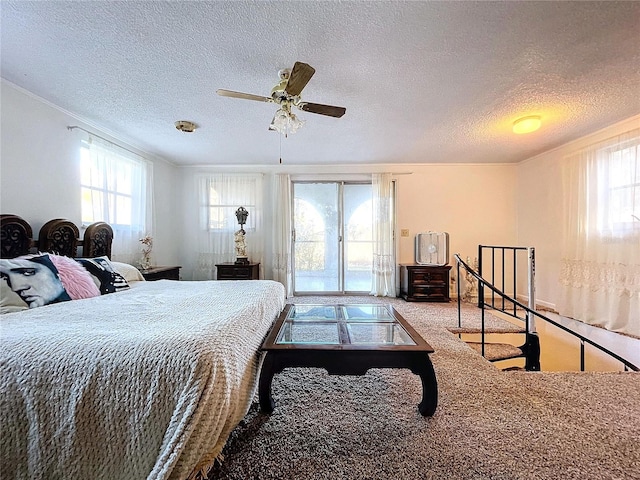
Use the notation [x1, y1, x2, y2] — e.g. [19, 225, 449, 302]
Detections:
[175, 120, 197, 133]
[270, 107, 305, 136]
[513, 115, 541, 134]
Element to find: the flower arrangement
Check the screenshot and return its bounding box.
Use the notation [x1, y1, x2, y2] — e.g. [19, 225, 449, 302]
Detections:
[139, 235, 153, 271]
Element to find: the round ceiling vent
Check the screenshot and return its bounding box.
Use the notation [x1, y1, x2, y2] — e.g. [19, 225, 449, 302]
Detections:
[175, 120, 197, 133]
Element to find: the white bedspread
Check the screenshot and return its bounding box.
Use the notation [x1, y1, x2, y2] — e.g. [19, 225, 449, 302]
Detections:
[0, 279, 285, 480]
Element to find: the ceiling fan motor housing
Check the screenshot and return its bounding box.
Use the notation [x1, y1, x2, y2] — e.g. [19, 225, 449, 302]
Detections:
[271, 69, 299, 105]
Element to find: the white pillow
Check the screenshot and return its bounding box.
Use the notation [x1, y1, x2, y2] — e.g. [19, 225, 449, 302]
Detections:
[110, 261, 146, 283]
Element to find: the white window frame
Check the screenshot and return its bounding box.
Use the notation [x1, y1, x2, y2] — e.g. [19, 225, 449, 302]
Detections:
[200, 175, 261, 233]
[79, 136, 152, 265]
[80, 140, 149, 230]
[596, 138, 639, 238]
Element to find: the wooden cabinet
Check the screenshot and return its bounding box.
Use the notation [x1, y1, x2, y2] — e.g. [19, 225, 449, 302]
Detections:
[400, 264, 451, 302]
[141, 266, 181, 281]
[216, 262, 260, 280]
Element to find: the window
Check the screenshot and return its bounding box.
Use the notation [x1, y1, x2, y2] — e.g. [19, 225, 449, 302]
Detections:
[559, 129, 639, 335]
[597, 140, 639, 237]
[200, 175, 261, 232]
[80, 137, 152, 263]
[81, 140, 149, 229]
[195, 174, 264, 280]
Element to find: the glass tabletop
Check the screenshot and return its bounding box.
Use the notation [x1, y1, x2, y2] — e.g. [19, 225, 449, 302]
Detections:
[275, 304, 417, 346]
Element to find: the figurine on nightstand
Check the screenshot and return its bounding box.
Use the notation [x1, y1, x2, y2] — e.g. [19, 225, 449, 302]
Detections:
[139, 235, 153, 271]
[234, 207, 249, 264]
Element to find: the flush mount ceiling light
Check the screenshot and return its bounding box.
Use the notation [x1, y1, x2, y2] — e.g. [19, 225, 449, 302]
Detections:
[175, 120, 197, 133]
[513, 115, 541, 134]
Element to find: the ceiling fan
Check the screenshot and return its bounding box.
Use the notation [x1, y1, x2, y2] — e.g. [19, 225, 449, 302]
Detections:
[216, 62, 346, 136]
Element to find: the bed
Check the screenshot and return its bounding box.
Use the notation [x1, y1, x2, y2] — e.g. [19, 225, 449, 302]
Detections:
[0, 215, 286, 479]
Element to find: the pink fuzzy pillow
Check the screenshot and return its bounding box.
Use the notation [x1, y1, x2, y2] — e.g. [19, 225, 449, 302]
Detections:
[48, 254, 101, 300]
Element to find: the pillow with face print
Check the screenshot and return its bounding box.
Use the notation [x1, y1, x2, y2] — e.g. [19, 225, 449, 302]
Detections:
[76, 256, 130, 294]
[0, 254, 72, 311]
[47, 254, 101, 300]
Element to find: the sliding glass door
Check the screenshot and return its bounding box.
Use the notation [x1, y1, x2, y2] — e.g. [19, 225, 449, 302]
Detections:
[343, 184, 374, 291]
[293, 183, 340, 292]
[292, 182, 373, 294]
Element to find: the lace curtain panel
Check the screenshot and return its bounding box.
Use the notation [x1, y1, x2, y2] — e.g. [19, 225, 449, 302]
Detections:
[195, 174, 264, 280]
[271, 174, 293, 297]
[371, 173, 396, 297]
[83, 136, 153, 265]
[558, 129, 639, 337]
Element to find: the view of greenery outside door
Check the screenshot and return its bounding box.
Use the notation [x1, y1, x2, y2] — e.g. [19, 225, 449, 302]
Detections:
[293, 182, 373, 293]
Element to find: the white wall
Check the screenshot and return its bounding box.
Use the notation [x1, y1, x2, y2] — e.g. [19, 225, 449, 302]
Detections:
[395, 164, 518, 264]
[0, 81, 180, 266]
[175, 164, 518, 283]
[516, 114, 640, 310]
[1, 82, 81, 230]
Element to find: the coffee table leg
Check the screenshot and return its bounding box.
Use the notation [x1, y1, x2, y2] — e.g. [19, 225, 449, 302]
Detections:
[258, 352, 276, 413]
[412, 354, 438, 417]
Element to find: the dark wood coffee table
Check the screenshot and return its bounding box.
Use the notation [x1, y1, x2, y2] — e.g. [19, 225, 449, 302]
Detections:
[258, 304, 438, 416]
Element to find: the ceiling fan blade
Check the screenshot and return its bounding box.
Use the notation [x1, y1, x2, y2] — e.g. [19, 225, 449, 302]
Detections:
[284, 62, 315, 96]
[216, 89, 271, 102]
[299, 102, 346, 118]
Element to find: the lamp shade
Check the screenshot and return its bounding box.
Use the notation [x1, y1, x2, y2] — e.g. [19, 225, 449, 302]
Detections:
[235, 206, 249, 226]
[513, 116, 541, 134]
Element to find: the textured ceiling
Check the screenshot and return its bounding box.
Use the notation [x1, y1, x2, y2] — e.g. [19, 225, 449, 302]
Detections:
[1, 1, 639, 166]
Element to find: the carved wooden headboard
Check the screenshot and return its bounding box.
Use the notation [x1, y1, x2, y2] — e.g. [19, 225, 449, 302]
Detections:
[0, 215, 113, 259]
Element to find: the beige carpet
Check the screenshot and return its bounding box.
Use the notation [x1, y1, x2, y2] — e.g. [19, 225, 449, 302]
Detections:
[208, 297, 640, 480]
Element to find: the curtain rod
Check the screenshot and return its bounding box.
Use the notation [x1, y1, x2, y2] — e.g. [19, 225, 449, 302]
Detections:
[67, 125, 142, 158]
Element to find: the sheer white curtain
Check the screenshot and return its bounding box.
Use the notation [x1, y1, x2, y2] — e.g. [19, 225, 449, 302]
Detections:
[271, 174, 293, 296]
[83, 136, 153, 265]
[371, 173, 396, 297]
[195, 174, 264, 280]
[558, 129, 639, 337]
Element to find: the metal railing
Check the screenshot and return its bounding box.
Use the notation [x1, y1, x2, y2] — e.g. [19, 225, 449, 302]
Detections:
[455, 254, 638, 372]
[477, 245, 532, 320]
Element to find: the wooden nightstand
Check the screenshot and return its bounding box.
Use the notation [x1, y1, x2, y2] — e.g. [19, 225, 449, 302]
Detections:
[140, 266, 181, 281]
[216, 262, 260, 280]
[400, 264, 451, 302]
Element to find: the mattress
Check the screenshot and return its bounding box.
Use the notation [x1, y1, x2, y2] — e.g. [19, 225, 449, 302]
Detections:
[0, 279, 286, 479]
